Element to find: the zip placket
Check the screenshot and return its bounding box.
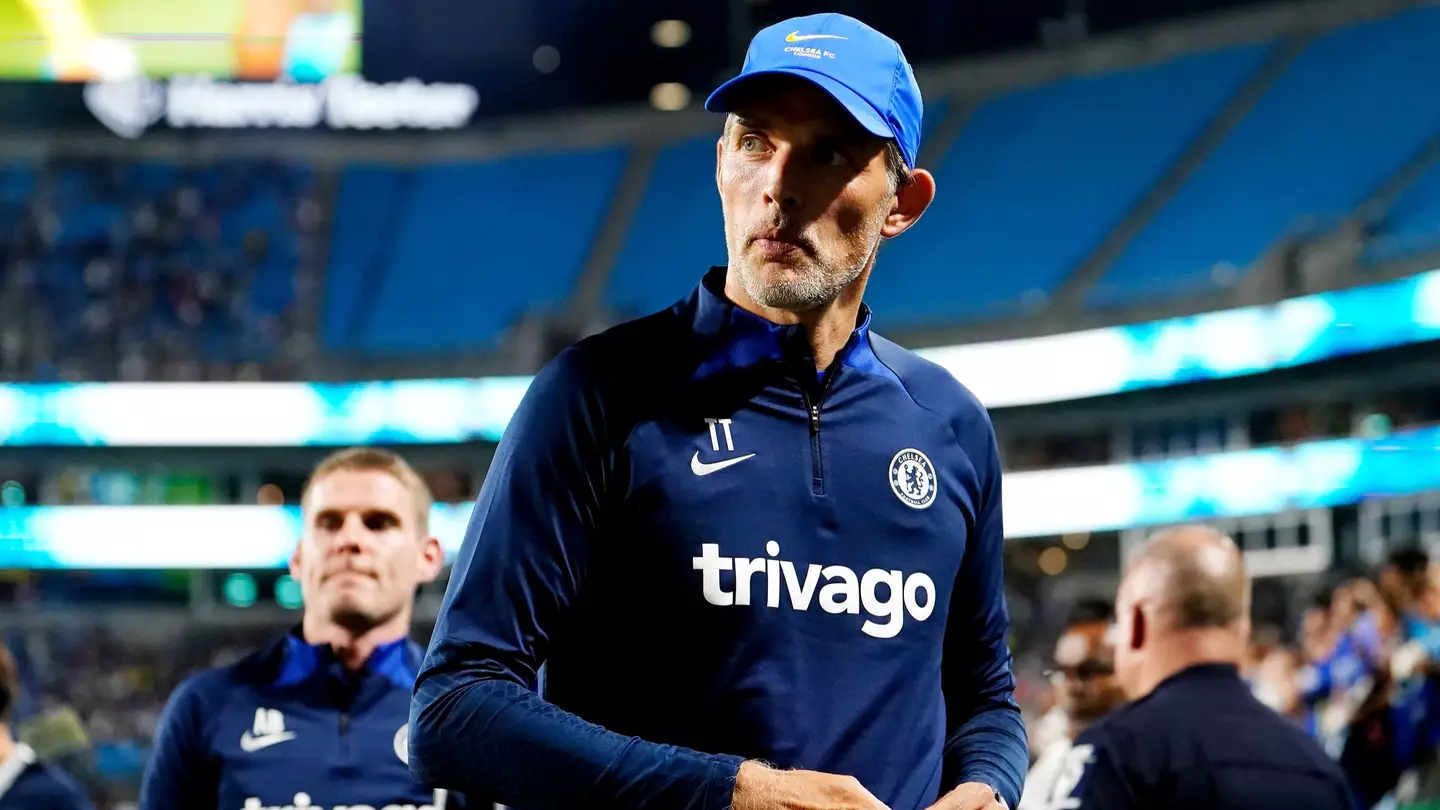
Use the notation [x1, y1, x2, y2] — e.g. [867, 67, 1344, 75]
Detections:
[799, 369, 837, 496]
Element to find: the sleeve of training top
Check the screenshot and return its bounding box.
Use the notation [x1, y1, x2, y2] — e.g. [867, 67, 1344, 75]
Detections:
[409, 347, 744, 810]
[1051, 730, 1139, 810]
[53, 773, 100, 810]
[138, 677, 218, 810]
[939, 417, 1029, 808]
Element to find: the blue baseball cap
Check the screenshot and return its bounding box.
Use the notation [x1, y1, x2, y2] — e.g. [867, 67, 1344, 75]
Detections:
[704, 13, 923, 169]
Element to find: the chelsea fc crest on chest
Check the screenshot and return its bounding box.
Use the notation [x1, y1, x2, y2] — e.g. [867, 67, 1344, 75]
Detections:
[889, 448, 937, 509]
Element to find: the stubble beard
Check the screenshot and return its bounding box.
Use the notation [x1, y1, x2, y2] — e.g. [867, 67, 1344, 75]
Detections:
[729, 208, 886, 313]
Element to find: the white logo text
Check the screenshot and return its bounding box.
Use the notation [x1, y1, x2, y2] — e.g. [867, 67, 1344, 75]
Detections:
[692, 542, 936, 639]
[241, 793, 437, 810]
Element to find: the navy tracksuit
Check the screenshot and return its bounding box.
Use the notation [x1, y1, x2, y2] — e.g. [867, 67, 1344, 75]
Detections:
[140, 630, 467, 810]
[0, 743, 93, 810]
[410, 268, 1028, 810]
[1053, 663, 1354, 810]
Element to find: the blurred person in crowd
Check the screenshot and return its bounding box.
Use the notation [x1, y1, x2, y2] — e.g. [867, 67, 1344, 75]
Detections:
[1300, 572, 1412, 808]
[1018, 600, 1125, 810]
[1376, 547, 1440, 810]
[411, 12, 1028, 810]
[1040, 525, 1353, 810]
[1251, 644, 1306, 723]
[139, 448, 466, 810]
[1303, 593, 1337, 665]
[0, 646, 95, 810]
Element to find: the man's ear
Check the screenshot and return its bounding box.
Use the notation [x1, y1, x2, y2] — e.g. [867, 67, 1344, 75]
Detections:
[417, 536, 444, 584]
[881, 167, 936, 239]
[716, 137, 724, 196]
[1130, 606, 1146, 652]
[289, 542, 303, 581]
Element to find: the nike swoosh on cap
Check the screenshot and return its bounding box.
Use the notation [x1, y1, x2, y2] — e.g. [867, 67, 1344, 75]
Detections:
[784, 31, 848, 42]
[691, 451, 757, 476]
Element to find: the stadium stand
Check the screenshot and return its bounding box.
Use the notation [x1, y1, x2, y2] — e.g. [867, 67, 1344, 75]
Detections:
[0, 158, 320, 382]
[1091, 5, 1440, 307]
[607, 134, 727, 317]
[1366, 158, 1440, 264]
[320, 165, 407, 352]
[11, 4, 1440, 808]
[863, 43, 1274, 327]
[326, 147, 629, 355]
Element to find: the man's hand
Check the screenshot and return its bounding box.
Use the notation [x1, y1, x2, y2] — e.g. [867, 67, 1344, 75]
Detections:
[925, 782, 1006, 810]
[732, 760, 891, 810]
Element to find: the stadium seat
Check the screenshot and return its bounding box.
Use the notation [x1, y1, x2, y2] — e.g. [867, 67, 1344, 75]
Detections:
[342, 148, 628, 355]
[0, 162, 36, 243]
[1092, 6, 1440, 308]
[607, 135, 728, 318]
[866, 43, 1272, 328]
[1366, 160, 1440, 263]
[323, 165, 407, 350]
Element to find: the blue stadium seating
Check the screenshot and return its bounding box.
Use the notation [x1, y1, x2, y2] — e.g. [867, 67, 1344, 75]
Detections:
[1092, 6, 1440, 308]
[334, 148, 628, 355]
[322, 166, 406, 350]
[606, 97, 953, 318]
[607, 135, 727, 317]
[866, 43, 1272, 328]
[0, 163, 35, 244]
[14, 160, 312, 375]
[1367, 160, 1440, 263]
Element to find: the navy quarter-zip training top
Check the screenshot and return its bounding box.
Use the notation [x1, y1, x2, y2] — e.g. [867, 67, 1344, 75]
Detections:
[140, 631, 466, 810]
[0, 743, 94, 810]
[410, 267, 1028, 810]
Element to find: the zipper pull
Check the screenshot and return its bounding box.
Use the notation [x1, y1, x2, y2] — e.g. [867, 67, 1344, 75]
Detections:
[809, 404, 819, 434]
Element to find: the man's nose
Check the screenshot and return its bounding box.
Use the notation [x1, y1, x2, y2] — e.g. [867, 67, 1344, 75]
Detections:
[334, 514, 370, 550]
[761, 145, 803, 212]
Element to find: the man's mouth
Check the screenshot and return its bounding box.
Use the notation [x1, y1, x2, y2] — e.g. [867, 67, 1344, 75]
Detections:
[751, 228, 806, 259]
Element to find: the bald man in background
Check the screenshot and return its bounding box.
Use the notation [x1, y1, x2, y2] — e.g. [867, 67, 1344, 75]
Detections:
[1037, 526, 1353, 810]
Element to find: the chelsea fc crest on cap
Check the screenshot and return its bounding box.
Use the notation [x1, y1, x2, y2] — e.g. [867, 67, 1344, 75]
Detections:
[889, 448, 937, 509]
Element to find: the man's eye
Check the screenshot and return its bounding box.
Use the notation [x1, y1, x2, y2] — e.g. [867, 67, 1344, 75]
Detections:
[740, 135, 764, 152]
[815, 147, 849, 167]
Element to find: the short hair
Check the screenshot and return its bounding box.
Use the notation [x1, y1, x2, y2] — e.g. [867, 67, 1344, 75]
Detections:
[1389, 546, 1430, 576]
[0, 645, 17, 724]
[1066, 598, 1114, 627]
[1137, 526, 1248, 631]
[723, 114, 914, 195]
[882, 141, 914, 194]
[302, 447, 434, 534]
[1166, 558, 1246, 630]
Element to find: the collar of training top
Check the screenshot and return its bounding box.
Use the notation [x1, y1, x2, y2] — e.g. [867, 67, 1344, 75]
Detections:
[272, 627, 417, 689]
[1159, 662, 1242, 690]
[690, 266, 886, 380]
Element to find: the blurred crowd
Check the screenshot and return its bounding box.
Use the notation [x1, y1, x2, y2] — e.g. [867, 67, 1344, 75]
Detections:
[12, 545, 1440, 810]
[4, 623, 277, 808]
[0, 158, 323, 383]
[1022, 545, 1440, 810]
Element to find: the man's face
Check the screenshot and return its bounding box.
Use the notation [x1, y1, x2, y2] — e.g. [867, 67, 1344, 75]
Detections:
[716, 76, 898, 312]
[292, 469, 441, 634]
[1052, 621, 1124, 724]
